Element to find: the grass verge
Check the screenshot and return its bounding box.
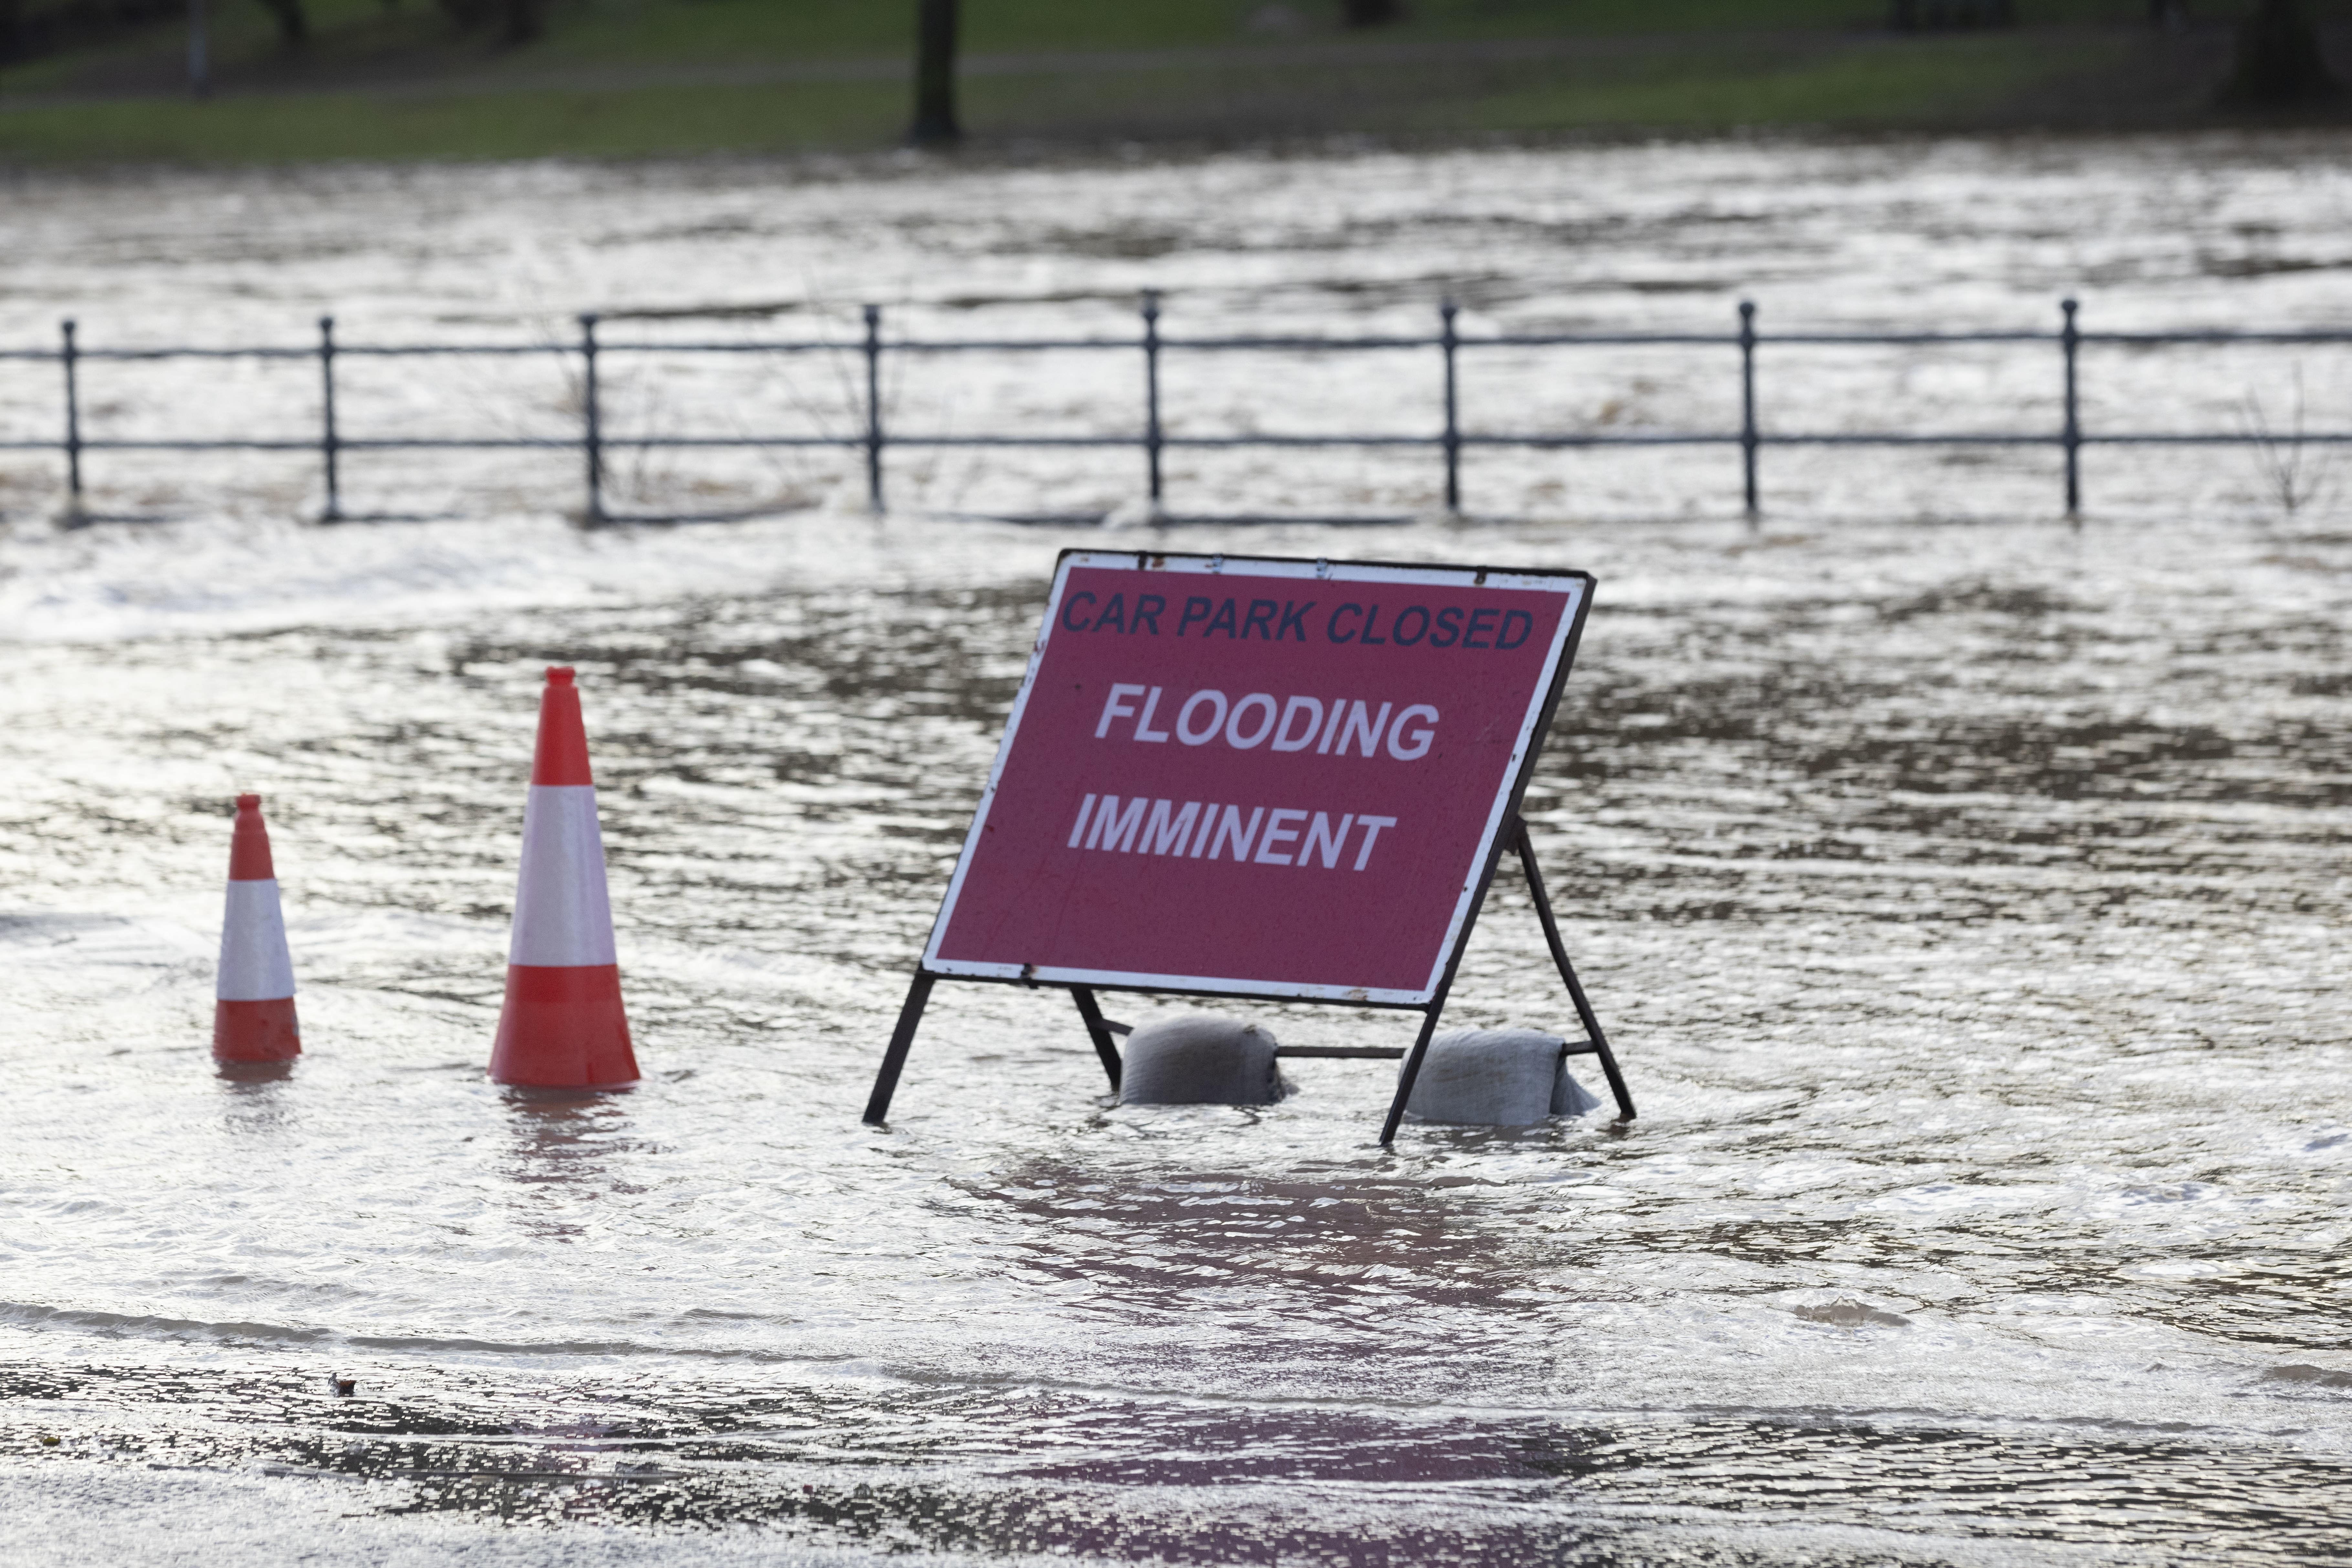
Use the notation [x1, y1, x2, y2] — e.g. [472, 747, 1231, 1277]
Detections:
[0, 10, 2338, 163]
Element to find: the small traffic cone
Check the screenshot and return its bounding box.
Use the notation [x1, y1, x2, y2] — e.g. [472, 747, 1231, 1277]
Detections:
[214, 794, 299, 1063]
[489, 667, 638, 1088]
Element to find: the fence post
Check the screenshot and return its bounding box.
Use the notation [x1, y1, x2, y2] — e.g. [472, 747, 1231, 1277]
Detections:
[579, 313, 603, 526]
[2061, 297, 2081, 525]
[1738, 300, 1759, 525]
[863, 304, 884, 513]
[60, 319, 82, 515]
[1141, 290, 1164, 507]
[318, 316, 341, 523]
[1440, 299, 1462, 513]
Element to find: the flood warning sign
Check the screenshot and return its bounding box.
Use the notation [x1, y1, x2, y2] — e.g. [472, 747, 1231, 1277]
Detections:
[922, 551, 1594, 1005]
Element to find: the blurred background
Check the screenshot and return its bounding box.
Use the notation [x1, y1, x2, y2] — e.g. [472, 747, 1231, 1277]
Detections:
[0, 1, 2345, 163]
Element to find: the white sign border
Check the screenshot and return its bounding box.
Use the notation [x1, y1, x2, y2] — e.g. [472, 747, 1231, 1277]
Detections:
[920, 551, 1591, 1008]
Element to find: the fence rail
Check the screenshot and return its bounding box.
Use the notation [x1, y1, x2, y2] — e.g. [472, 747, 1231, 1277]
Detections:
[6, 296, 2352, 525]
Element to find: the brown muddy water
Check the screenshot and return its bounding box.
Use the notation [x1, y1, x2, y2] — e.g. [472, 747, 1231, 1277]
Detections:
[1, 138, 2350, 1565]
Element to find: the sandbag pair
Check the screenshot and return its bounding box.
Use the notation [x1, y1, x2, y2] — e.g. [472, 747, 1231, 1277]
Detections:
[1119, 1017, 1595, 1126]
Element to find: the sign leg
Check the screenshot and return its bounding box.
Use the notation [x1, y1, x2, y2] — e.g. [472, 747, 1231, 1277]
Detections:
[862, 971, 936, 1125]
[1378, 1001, 1449, 1146]
[1069, 986, 1124, 1092]
[1512, 819, 1635, 1121]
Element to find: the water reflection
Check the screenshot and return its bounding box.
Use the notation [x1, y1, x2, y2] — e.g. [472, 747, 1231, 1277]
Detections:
[498, 1088, 641, 1239]
[968, 1157, 1522, 1315]
[214, 1060, 296, 1136]
[45, 1354, 2351, 1560]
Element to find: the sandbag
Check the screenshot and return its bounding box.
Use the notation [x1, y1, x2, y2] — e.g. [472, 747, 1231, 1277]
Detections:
[1402, 1027, 1598, 1126]
[1553, 1059, 1602, 1117]
[1119, 1016, 1287, 1106]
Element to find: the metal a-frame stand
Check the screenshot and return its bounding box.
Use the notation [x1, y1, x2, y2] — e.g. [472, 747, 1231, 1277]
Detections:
[860, 813, 1633, 1139]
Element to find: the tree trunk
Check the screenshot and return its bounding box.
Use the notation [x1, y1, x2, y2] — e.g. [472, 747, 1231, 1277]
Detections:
[2222, 0, 2340, 104]
[911, 0, 961, 145]
[255, 0, 308, 47]
[499, 0, 543, 45]
[433, 0, 535, 41]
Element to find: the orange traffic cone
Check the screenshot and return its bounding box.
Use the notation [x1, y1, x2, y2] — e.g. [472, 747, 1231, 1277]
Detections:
[214, 794, 300, 1063]
[488, 667, 638, 1088]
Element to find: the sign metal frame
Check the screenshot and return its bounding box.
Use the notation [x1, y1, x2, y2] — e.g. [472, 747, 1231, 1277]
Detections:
[862, 548, 1634, 1142]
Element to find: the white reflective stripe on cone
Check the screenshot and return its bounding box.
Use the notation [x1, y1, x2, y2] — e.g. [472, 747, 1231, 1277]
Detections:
[216, 879, 296, 1001]
[509, 784, 619, 968]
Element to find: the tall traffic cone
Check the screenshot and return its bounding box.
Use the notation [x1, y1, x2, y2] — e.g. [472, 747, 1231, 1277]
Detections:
[214, 794, 300, 1063]
[489, 667, 638, 1088]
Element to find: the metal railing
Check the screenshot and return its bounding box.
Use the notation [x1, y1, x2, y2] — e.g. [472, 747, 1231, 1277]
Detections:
[5, 295, 2351, 525]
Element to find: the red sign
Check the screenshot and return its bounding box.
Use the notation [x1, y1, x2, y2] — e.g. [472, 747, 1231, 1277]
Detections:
[923, 552, 1594, 1005]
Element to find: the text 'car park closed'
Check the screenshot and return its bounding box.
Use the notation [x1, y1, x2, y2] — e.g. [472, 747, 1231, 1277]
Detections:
[926, 554, 1582, 1005]
[866, 550, 1634, 1141]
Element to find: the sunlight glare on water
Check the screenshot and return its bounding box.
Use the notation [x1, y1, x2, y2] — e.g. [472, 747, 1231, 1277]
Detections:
[1, 137, 2349, 1565]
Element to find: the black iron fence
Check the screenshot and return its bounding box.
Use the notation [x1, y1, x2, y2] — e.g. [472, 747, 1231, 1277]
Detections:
[5, 295, 2350, 525]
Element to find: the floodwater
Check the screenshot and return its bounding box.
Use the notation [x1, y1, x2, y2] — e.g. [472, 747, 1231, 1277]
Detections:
[2, 137, 2351, 1565]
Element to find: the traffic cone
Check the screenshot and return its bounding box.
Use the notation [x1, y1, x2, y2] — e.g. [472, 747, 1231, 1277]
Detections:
[489, 666, 638, 1088]
[214, 794, 299, 1063]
